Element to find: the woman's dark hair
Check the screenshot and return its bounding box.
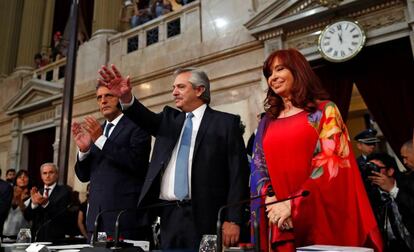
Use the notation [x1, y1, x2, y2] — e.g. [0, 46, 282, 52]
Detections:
[14, 169, 30, 189]
[263, 48, 329, 119]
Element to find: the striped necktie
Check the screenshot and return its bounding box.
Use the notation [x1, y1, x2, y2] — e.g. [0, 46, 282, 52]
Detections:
[104, 122, 114, 137]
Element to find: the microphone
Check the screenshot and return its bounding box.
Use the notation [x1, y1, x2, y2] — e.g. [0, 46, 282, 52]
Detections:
[34, 203, 73, 242]
[216, 191, 272, 252]
[112, 201, 180, 249]
[92, 208, 125, 246]
[258, 190, 310, 209]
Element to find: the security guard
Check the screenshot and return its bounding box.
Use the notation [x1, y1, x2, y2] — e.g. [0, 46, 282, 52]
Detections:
[354, 128, 380, 170]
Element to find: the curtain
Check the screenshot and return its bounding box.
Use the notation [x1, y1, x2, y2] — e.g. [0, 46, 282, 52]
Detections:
[312, 60, 354, 121]
[353, 37, 414, 156]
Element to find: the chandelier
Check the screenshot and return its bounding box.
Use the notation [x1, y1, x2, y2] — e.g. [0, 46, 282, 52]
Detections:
[317, 0, 344, 8]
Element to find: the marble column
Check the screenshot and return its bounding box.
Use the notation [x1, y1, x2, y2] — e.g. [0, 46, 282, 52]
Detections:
[0, 0, 24, 78]
[92, 0, 123, 37]
[15, 0, 47, 73]
[41, 0, 56, 54]
[9, 117, 22, 171]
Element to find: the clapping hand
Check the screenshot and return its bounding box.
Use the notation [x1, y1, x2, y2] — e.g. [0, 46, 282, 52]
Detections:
[72, 121, 92, 152]
[83, 116, 103, 142]
[30, 187, 48, 205]
[98, 65, 133, 103]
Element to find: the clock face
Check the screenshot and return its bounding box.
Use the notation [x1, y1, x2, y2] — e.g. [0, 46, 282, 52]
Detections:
[318, 20, 366, 62]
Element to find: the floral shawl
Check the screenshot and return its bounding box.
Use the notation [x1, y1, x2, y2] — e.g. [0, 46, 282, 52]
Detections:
[250, 101, 383, 251]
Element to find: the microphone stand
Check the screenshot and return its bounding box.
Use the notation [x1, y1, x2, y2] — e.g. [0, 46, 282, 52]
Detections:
[34, 204, 73, 242]
[216, 193, 268, 252]
[92, 208, 124, 246]
[112, 201, 180, 249]
[113, 209, 130, 249]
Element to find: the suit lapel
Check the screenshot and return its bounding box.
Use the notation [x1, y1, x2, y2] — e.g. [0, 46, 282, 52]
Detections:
[193, 106, 212, 156]
[48, 186, 57, 202]
[108, 116, 126, 140]
[162, 112, 186, 168]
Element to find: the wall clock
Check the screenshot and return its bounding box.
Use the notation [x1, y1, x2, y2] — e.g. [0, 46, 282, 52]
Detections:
[318, 20, 366, 62]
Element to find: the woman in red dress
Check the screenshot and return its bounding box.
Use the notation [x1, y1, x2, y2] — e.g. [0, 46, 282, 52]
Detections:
[250, 49, 383, 251]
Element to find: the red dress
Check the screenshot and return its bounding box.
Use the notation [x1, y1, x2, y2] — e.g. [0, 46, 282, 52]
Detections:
[251, 101, 383, 251]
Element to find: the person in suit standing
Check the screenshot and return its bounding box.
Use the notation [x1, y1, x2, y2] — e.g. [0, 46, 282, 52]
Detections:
[0, 169, 13, 239]
[98, 65, 249, 249]
[72, 83, 152, 241]
[24, 163, 72, 242]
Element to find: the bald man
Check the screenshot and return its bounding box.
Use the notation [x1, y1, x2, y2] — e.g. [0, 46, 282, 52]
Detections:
[401, 140, 414, 171]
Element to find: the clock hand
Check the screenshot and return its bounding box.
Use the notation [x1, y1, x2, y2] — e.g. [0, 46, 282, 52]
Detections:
[338, 32, 343, 44]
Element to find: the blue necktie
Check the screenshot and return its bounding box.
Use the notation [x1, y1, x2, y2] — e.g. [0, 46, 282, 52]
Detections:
[104, 122, 114, 137]
[174, 112, 194, 200]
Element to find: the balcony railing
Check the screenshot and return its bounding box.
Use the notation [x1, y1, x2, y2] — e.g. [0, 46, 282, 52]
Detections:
[109, 1, 200, 57]
[32, 57, 66, 82]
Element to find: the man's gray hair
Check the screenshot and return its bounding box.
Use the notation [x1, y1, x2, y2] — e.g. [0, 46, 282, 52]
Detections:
[40, 163, 58, 173]
[173, 67, 211, 104]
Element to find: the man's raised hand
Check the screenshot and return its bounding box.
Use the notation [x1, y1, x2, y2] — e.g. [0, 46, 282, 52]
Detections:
[98, 64, 133, 103]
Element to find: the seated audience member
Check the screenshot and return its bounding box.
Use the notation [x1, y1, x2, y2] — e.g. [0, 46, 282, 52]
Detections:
[151, 0, 172, 18]
[5, 169, 16, 186]
[34, 52, 50, 69]
[77, 184, 89, 239]
[3, 170, 31, 239]
[354, 128, 380, 170]
[24, 163, 71, 242]
[0, 170, 13, 239]
[119, 1, 135, 31]
[131, 0, 152, 28]
[365, 152, 414, 251]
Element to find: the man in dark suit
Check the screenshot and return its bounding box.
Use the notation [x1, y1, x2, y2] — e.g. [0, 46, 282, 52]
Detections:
[365, 153, 414, 251]
[24, 163, 72, 242]
[72, 83, 151, 241]
[0, 169, 13, 238]
[98, 65, 249, 249]
[5, 169, 16, 185]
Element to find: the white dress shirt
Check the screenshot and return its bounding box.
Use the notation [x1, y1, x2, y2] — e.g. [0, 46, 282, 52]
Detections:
[159, 104, 207, 200]
[78, 113, 124, 161]
[31, 182, 57, 209]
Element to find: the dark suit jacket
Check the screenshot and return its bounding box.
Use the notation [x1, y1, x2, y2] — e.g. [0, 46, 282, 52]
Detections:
[124, 99, 249, 237]
[75, 115, 151, 236]
[0, 179, 12, 237]
[24, 184, 71, 242]
[363, 170, 414, 250]
[395, 171, 414, 236]
[357, 155, 367, 170]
